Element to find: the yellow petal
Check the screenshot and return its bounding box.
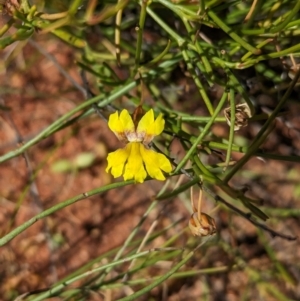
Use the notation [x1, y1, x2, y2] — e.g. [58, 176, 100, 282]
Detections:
[108, 110, 135, 142]
[152, 114, 165, 136]
[136, 109, 154, 138]
[106, 148, 129, 178]
[123, 142, 147, 183]
[119, 109, 135, 134]
[137, 110, 165, 144]
[140, 144, 172, 181]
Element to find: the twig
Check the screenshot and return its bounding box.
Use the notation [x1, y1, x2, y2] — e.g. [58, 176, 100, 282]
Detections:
[80, 70, 107, 120]
[29, 39, 87, 97]
[151, 143, 297, 241]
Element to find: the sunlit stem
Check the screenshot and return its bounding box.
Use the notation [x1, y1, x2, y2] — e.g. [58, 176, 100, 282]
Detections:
[197, 188, 202, 221]
[190, 186, 195, 212]
[115, 1, 123, 65]
[135, 0, 148, 68]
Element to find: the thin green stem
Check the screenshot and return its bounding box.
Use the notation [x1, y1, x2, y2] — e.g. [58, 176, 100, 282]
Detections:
[270, 1, 300, 33]
[0, 181, 134, 246]
[117, 244, 206, 301]
[146, 7, 185, 46]
[30, 248, 178, 301]
[224, 121, 275, 184]
[96, 201, 158, 284]
[174, 91, 227, 174]
[97, 265, 231, 290]
[207, 9, 260, 55]
[139, 40, 172, 69]
[94, 181, 169, 286]
[224, 89, 235, 170]
[156, 177, 200, 201]
[241, 38, 273, 62]
[204, 141, 300, 163]
[181, 49, 214, 115]
[181, 116, 226, 122]
[0, 80, 139, 164]
[68, 0, 83, 15]
[182, 18, 213, 78]
[258, 231, 295, 285]
[242, 0, 263, 29]
[135, 0, 148, 68]
[228, 70, 255, 113]
[0, 18, 14, 37]
[224, 68, 300, 182]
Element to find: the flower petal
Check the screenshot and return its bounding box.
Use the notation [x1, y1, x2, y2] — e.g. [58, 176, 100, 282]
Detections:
[152, 113, 165, 136]
[137, 109, 165, 144]
[140, 144, 172, 181]
[108, 110, 135, 142]
[136, 109, 154, 140]
[123, 142, 147, 183]
[106, 148, 129, 178]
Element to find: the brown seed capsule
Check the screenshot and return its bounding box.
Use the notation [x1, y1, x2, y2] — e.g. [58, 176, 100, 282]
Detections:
[224, 103, 252, 131]
[189, 212, 217, 237]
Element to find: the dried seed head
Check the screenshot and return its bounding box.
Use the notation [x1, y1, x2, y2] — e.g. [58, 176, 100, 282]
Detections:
[188, 212, 217, 237]
[224, 103, 252, 131]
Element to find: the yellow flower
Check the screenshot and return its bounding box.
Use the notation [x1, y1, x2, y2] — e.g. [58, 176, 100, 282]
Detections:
[106, 108, 172, 183]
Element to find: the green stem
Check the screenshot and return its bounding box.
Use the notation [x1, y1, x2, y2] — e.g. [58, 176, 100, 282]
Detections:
[135, 0, 148, 68]
[258, 231, 295, 285]
[191, 155, 269, 221]
[181, 49, 214, 115]
[20, 0, 31, 13]
[146, 7, 185, 46]
[117, 246, 202, 301]
[204, 141, 300, 163]
[224, 89, 235, 170]
[139, 40, 172, 69]
[182, 18, 213, 78]
[96, 201, 158, 285]
[181, 116, 226, 122]
[94, 181, 170, 286]
[97, 265, 231, 290]
[224, 69, 300, 182]
[0, 18, 14, 37]
[156, 177, 200, 200]
[0, 80, 139, 164]
[30, 249, 177, 301]
[270, 1, 300, 33]
[242, 0, 263, 29]
[174, 91, 227, 174]
[241, 38, 273, 62]
[68, 0, 83, 15]
[224, 121, 275, 184]
[0, 181, 134, 246]
[207, 9, 260, 55]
